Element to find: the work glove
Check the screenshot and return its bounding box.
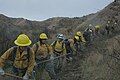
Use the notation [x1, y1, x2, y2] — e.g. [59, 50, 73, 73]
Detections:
[50, 54, 54, 60]
[23, 72, 29, 80]
[0, 67, 5, 75]
[34, 62, 38, 67]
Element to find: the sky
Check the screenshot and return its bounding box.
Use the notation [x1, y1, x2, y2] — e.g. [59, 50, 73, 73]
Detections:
[0, 0, 113, 21]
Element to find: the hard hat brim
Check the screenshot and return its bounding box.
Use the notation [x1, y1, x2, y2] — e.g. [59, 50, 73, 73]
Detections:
[40, 37, 48, 40]
[57, 37, 64, 39]
[74, 36, 79, 40]
[14, 40, 32, 46]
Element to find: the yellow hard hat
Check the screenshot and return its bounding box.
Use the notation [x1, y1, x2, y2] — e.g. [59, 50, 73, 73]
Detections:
[74, 36, 79, 41]
[14, 34, 32, 46]
[76, 31, 82, 36]
[95, 25, 100, 29]
[39, 33, 48, 39]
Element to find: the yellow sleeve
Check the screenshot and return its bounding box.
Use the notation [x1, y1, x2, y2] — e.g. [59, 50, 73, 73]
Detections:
[68, 39, 76, 52]
[81, 35, 86, 43]
[26, 48, 35, 76]
[0, 47, 14, 68]
[47, 45, 53, 54]
[63, 44, 66, 55]
[32, 44, 37, 54]
[32, 44, 37, 66]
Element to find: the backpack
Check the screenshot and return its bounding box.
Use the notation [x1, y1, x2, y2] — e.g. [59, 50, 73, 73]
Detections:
[64, 40, 71, 53]
[11, 46, 30, 62]
[83, 31, 90, 40]
[83, 31, 89, 37]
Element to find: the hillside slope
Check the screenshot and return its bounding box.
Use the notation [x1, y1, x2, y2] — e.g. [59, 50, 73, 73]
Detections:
[76, 0, 120, 33]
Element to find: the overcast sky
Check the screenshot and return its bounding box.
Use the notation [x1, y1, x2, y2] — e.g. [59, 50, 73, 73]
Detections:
[0, 0, 113, 21]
